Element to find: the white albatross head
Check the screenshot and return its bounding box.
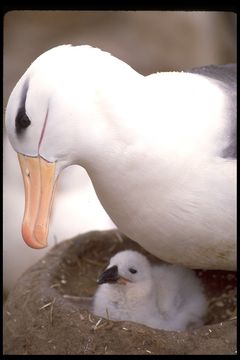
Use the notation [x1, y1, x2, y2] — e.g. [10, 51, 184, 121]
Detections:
[5, 44, 141, 249]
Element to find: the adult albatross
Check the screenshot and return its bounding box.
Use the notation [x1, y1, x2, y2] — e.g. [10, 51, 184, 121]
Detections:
[5, 45, 236, 270]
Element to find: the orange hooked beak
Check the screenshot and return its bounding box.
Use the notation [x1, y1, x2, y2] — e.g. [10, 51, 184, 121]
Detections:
[17, 153, 57, 249]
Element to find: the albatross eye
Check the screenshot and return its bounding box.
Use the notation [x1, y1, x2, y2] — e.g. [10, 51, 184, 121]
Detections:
[129, 268, 137, 274]
[15, 108, 31, 134]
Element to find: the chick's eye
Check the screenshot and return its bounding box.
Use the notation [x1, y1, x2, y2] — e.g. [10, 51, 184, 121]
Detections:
[129, 268, 137, 274]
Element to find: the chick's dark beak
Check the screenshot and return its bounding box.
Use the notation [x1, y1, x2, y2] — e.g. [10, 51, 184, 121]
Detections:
[97, 265, 119, 284]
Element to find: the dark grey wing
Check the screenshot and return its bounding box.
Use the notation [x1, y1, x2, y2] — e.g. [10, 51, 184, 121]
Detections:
[188, 64, 236, 159]
[189, 64, 236, 85]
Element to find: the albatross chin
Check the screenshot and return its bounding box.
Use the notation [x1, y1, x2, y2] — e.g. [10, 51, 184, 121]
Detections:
[5, 45, 236, 270]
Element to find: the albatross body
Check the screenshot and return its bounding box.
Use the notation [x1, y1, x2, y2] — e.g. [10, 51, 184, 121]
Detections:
[5, 45, 236, 270]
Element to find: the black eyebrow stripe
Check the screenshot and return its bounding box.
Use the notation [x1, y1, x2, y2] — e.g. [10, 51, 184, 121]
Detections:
[15, 78, 30, 135]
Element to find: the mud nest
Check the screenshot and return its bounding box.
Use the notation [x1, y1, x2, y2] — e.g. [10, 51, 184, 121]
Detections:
[3, 230, 236, 355]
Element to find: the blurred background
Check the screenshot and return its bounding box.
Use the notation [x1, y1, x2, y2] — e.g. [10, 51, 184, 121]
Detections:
[3, 11, 236, 297]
